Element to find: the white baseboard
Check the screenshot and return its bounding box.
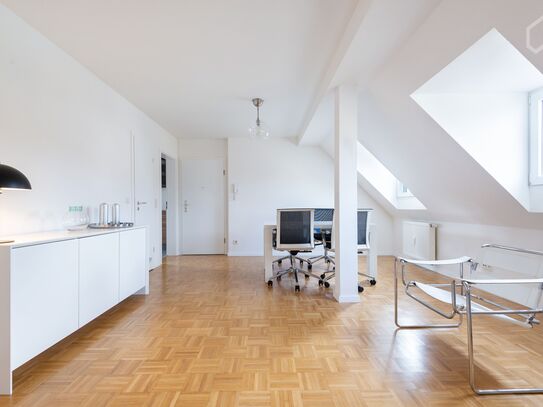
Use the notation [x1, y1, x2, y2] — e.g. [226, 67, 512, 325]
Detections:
[334, 294, 361, 303]
[227, 251, 262, 257]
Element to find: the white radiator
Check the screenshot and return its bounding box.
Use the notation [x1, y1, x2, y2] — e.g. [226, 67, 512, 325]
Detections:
[402, 221, 437, 260]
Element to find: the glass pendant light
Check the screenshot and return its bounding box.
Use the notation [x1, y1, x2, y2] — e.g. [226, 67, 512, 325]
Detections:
[248, 98, 270, 139]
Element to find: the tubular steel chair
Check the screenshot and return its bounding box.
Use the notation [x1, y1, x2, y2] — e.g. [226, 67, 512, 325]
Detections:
[395, 244, 543, 395]
[267, 208, 317, 292]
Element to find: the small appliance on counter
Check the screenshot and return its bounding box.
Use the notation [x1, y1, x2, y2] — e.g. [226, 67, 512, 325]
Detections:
[88, 202, 134, 229]
[63, 206, 90, 231]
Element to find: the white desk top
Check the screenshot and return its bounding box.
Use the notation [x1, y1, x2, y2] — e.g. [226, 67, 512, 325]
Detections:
[0, 226, 146, 249]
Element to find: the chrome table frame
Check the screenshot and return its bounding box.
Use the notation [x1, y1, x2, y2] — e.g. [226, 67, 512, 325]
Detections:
[394, 244, 543, 395]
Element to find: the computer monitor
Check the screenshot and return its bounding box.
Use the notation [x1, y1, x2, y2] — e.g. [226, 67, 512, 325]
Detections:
[276, 208, 315, 251]
[314, 208, 334, 228]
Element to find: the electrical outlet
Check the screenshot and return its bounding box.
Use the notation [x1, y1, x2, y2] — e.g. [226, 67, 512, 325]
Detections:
[232, 240, 238, 245]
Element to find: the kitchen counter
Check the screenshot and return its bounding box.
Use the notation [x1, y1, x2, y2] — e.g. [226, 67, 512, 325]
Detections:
[0, 225, 146, 248]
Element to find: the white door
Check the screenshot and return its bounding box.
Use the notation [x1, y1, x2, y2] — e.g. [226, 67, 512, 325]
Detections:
[133, 131, 156, 268]
[181, 159, 225, 254]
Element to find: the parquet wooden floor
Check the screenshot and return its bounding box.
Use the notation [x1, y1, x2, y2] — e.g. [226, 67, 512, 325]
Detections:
[1, 255, 543, 406]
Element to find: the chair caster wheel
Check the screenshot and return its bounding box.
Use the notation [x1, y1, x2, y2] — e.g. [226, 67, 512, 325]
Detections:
[277, 260, 282, 265]
[277, 276, 281, 281]
[320, 274, 326, 279]
[268, 281, 273, 287]
[295, 285, 300, 292]
[358, 285, 364, 293]
[304, 274, 310, 279]
[326, 259, 330, 264]
[318, 280, 323, 286]
[299, 260, 303, 265]
[324, 282, 330, 288]
[370, 279, 376, 286]
[308, 264, 312, 270]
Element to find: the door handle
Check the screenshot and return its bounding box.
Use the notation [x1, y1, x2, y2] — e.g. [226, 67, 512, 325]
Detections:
[136, 201, 147, 211]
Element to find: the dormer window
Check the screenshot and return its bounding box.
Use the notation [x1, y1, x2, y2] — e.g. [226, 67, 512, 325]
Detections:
[396, 181, 414, 198]
[530, 87, 543, 186]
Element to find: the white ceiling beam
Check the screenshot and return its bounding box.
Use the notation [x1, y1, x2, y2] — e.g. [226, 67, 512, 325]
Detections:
[296, 0, 371, 145]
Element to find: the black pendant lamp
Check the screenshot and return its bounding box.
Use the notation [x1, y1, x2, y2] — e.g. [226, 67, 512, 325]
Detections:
[0, 164, 31, 244]
[0, 164, 31, 192]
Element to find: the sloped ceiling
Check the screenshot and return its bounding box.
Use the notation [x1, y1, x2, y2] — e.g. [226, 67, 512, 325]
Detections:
[302, 0, 543, 229]
[363, 0, 543, 228]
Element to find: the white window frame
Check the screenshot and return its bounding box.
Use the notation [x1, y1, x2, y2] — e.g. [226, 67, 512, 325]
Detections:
[530, 88, 543, 186]
[396, 181, 414, 198]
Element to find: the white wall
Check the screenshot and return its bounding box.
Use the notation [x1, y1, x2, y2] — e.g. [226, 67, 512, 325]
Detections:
[178, 139, 227, 161]
[227, 137, 393, 256]
[0, 5, 177, 269]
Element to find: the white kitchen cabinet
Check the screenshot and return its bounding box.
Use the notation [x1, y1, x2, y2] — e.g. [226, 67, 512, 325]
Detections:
[0, 226, 147, 395]
[78, 233, 120, 326]
[11, 240, 79, 369]
[119, 228, 147, 301]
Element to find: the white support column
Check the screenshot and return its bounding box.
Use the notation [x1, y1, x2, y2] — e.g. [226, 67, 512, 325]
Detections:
[334, 85, 360, 303]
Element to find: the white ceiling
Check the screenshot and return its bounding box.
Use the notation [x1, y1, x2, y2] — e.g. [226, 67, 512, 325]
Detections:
[0, 0, 357, 139]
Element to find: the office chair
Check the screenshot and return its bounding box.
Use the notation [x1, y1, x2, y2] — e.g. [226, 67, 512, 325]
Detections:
[267, 208, 317, 292]
[306, 208, 335, 270]
[319, 209, 376, 292]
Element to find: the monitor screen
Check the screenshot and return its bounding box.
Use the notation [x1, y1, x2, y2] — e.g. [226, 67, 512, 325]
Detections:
[279, 210, 312, 244]
[314, 208, 334, 223]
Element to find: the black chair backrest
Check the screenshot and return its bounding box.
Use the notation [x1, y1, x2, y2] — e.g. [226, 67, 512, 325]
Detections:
[276, 209, 314, 250]
[314, 208, 334, 224]
[357, 209, 371, 247]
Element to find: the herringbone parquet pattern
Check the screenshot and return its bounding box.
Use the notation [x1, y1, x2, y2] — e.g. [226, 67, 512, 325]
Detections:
[1, 255, 543, 406]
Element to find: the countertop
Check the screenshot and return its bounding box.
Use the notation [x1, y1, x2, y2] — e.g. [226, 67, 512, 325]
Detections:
[0, 226, 146, 249]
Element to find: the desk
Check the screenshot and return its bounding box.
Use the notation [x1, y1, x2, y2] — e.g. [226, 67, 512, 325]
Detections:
[263, 224, 377, 283]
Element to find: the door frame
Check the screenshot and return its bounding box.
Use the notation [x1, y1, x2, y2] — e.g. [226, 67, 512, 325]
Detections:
[160, 153, 180, 257]
[180, 158, 226, 255]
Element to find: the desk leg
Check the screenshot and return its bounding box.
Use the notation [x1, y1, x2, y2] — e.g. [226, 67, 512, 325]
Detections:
[263, 226, 275, 282]
[368, 225, 377, 280]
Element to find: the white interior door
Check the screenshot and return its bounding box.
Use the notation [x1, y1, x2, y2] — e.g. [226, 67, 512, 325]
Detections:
[133, 131, 156, 268]
[182, 159, 225, 254]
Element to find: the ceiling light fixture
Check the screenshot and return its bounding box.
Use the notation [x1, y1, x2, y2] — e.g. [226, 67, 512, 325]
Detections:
[248, 98, 270, 139]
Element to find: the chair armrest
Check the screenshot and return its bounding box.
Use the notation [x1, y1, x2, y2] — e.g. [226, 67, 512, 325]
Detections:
[462, 278, 543, 285]
[398, 256, 471, 266]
